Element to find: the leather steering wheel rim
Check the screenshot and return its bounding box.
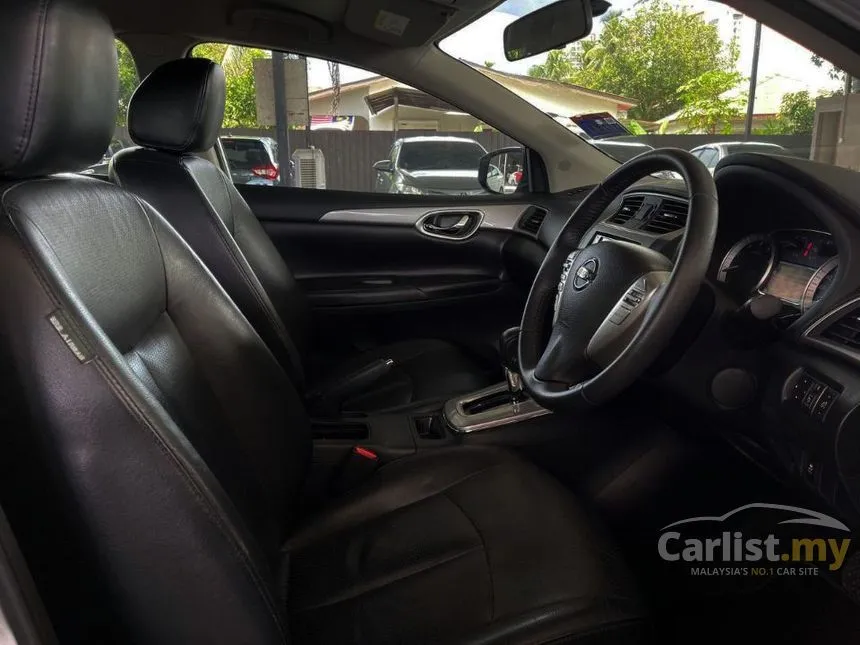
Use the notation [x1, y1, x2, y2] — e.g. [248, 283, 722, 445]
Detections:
[519, 148, 719, 411]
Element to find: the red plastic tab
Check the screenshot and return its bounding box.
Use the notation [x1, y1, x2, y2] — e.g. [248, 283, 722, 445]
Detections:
[353, 446, 378, 461]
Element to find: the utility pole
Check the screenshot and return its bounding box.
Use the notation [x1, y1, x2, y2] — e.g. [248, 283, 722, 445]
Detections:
[744, 21, 762, 139]
[272, 51, 291, 186]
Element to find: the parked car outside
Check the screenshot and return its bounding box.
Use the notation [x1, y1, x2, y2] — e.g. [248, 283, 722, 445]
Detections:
[373, 136, 495, 195]
[690, 141, 788, 174]
[220, 136, 294, 186]
[592, 139, 654, 163]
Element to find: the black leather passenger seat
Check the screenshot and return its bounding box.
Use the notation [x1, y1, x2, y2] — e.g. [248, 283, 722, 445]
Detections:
[111, 57, 494, 414]
[0, 1, 647, 643]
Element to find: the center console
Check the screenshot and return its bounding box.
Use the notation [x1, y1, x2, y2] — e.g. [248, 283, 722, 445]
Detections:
[307, 328, 555, 496]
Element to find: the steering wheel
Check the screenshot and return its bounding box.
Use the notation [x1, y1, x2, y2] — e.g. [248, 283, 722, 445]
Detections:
[519, 148, 719, 411]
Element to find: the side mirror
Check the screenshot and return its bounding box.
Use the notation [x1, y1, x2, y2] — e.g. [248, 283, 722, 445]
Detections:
[478, 147, 525, 195]
[373, 159, 393, 173]
[504, 0, 593, 61]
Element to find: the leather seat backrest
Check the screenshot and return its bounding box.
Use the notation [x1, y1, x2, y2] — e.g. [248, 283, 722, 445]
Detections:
[111, 59, 310, 388]
[0, 3, 308, 642]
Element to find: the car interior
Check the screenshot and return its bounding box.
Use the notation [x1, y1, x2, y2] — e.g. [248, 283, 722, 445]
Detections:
[3, 0, 860, 643]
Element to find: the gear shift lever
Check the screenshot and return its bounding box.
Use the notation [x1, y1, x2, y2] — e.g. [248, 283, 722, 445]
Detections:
[499, 327, 524, 402]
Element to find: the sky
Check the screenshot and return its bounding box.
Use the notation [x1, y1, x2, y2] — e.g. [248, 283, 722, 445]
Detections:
[306, 0, 836, 99]
[306, 0, 639, 89]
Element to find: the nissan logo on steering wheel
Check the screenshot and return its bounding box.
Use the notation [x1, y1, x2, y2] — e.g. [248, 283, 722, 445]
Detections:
[573, 259, 598, 290]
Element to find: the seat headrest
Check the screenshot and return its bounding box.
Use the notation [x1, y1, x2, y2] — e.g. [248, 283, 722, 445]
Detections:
[128, 59, 226, 154]
[0, 0, 118, 178]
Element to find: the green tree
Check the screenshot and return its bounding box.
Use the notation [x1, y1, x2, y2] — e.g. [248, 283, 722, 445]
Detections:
[780, 91, 815, 133]
[484, 60, 496, 69]
[194, 43, 269, 127]
[528, 49, 577, 83]
[528, 0, 737, 121]
[624, 120, 647, 135]
[757, 91, 816, 134]
[676, 70, 746, 134]
[116, 40, 139, 128]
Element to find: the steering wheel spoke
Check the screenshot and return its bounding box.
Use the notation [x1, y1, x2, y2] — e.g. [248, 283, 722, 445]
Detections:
[534, 322, 589, 385]
[518, 148, 719, 411]
[586, 272, 671, 368]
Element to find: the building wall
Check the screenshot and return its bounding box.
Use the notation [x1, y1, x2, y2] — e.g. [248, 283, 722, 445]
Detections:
[309, 81, 625, 131]
[813, 95, 860, 171]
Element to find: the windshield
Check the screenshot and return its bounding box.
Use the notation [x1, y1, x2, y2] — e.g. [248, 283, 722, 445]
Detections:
[441, 0, 853, 172]
[399, 141, 486, 171]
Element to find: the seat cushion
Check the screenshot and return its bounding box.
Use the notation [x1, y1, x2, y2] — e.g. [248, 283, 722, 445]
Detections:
[284, 447, 647, 645]
[320, 339, 498, 413]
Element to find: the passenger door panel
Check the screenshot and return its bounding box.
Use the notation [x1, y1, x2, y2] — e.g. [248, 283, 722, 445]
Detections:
[237, 185, 543, 356]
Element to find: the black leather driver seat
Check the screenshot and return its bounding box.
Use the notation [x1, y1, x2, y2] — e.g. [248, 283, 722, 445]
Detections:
[0, 1, 647, 643]
[110, 58, 494, 413]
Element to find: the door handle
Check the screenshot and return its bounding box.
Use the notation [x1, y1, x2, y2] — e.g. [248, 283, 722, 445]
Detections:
[417, 211, 483, 240]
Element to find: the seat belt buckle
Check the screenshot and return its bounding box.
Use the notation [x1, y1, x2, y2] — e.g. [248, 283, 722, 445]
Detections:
[331, 445, 379, 495]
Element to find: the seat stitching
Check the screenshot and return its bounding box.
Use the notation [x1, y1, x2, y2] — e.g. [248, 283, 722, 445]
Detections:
[287, 461, 506, 554]
[11, 0, 48, 167]
[535, 616, 647, 645]
[292, 544, 482, 614]
[130, 194, 169, 309]
[0, 190, 288, 642]
[443, 490, 495, 621]
[179, 61, 210, 151]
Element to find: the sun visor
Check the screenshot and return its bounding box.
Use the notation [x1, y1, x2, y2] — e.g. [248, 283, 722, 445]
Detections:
[345, 0, 454, 47]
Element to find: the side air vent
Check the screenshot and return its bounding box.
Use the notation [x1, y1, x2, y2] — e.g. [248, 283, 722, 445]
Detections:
[641, 198, 688, 234]
[609, 195, 645, 226]
[821, 308, 860, 351]
[519, 207, 547, 235]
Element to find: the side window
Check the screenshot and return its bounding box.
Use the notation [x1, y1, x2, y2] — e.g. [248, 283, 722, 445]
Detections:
[191, 44, 523, 196]
[82, 39, 139, 176]
[699, 148, 720, 168]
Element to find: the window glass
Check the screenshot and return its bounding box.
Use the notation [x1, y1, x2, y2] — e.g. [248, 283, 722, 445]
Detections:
[442, 0, 855, 174]
[191, 44, 523, 195]
[82, 39, 139, 176]
[699, 148, 720, 167]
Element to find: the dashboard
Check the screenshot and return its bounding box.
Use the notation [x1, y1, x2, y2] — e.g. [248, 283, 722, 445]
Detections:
[544, 154, 860, 536]
[716, 229, 838, 315]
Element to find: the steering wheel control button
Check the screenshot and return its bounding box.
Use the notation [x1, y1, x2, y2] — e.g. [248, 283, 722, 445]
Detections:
[572, 258, 598, 290]
[789, 370, 840, 421]
[814, 388, 837, 419]
[802, 381, 825, 412]
[792, 374, 815, 402]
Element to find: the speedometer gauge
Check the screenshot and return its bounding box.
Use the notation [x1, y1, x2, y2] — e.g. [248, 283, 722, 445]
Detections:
[718, 234, 777, 301]
[800, 257, 838, 312]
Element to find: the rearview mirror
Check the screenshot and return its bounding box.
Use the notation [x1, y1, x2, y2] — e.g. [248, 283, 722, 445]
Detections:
[504, 0, 593, 62]
[373, 159, 393, 173]
[478, 147, 525, 195]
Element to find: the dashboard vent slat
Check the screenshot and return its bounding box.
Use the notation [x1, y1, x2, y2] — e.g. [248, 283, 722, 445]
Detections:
[519, 207, 547, 235]
[609, 195, 645, 226]
[641, 197, 688, 234]
[822, 309, 860, 351]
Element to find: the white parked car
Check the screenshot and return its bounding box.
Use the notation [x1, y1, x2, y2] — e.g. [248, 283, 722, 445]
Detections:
[690, 141, 788, 174]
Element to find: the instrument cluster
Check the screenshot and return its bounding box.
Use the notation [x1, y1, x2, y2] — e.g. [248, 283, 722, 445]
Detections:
[717, 229, 838, 313]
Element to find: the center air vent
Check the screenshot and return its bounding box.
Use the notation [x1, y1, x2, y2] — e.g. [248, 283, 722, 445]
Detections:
[519, 207, 547, 235]
[820, 308, 860, 352]
[640, 198, 688, 234]
[609, 195, 645, 226]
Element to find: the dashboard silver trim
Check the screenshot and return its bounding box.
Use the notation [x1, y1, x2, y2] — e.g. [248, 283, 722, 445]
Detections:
[717, 228, 837, 310]
[444, 383, 551, 433]
[320, 204, 531, 231]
